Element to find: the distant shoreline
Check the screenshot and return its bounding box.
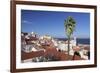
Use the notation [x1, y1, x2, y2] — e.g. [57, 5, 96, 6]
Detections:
[54, 38, 90, 45]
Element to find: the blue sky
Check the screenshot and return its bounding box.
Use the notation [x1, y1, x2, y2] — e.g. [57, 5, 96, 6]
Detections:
[21, 10, 90, 38]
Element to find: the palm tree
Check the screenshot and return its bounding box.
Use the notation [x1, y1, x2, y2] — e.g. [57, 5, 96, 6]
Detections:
[64, 16, 76, 56]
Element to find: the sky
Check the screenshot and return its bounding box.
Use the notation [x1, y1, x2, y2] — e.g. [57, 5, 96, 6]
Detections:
[21, 10, 90, 38]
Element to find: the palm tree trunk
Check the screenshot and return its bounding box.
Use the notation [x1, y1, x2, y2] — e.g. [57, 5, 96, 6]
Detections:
[68, 37, 70, 59]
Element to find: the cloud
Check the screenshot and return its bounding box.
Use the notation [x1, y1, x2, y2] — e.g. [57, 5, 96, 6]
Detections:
[22, 20, 32, 24]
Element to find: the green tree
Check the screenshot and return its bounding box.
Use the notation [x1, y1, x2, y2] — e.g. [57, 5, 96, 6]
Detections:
[64, 16, 76, 56]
